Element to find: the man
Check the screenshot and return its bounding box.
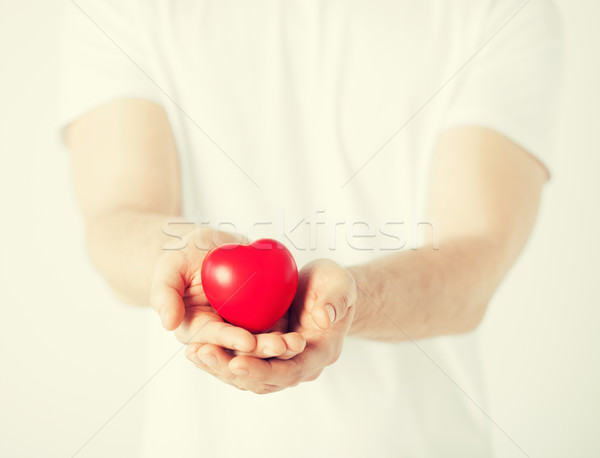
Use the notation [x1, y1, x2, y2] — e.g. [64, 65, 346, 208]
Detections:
[60, 0, 562, 456]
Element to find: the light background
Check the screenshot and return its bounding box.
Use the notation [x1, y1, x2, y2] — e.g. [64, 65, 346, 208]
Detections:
[1, 1, 598, 457]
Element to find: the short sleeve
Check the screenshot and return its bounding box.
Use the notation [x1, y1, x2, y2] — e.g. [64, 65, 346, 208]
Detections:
[440, 0, 564, 174]
[57, 0, 161, 140]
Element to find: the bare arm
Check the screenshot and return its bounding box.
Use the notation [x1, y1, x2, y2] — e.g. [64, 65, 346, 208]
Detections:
[348, 126, 549, 340]
[186, 126, 550, 394]
[66, 98, 304, 359]
[65, 98, 183, 306]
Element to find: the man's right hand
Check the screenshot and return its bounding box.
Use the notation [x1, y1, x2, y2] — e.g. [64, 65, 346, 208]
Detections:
[150, 228, 306, 360]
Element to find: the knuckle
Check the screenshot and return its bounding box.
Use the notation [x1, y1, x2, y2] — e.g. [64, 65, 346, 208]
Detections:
[221, 378, 246, 391]
[229, 381, 247, 391]
[338, 294, 350, 311]
[185, 344, 199, 360]
[222, 371, 238, 383]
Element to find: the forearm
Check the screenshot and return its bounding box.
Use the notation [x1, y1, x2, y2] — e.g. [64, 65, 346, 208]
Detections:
[85, 210, 234, 306]
[347, 236, 509, 341]
[84, 210, 187, 305]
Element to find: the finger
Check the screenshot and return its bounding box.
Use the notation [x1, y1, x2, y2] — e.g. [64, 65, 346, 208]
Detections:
[229, 353, 309, 387]
[232, 330, 307, 359]
[178, 310, 257, 352]
[186, 344, 267, 392]
[189, 344, 275, 393]
[186, 342, 209, 367]
[186, 344, 241, 386]
[237, 332, 287, 358]
[274, 332, 306, 360]
[182, 283, 208, 306]
[311, 277, 356, 330]
[193, 343, 232, 372]
[150, 252, 188, 330]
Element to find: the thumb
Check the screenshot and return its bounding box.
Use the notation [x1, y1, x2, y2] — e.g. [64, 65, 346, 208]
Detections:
[311, 277, 355, 330]
[150, 252, 188, 330]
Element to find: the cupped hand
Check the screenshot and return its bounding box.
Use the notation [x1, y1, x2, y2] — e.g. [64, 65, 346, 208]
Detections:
[186, 259, 357, 394]
[150, 228, 306, 360]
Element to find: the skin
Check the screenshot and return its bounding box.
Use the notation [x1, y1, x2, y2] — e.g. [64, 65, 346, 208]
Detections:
[66, 98, 548, 394]
[66, 99, 304, 359]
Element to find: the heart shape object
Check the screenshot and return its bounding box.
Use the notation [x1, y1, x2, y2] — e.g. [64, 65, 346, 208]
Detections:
[200, 238, 298, 333]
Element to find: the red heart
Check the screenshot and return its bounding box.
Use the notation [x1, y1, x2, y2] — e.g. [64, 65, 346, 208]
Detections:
[200, 238, 298, 333]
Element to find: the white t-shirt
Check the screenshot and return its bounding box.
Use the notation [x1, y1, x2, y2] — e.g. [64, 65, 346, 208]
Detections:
[58, 1, 562, 456]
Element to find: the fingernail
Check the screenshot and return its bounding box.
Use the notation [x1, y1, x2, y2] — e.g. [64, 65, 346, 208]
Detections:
[232, 368, 249, 377]
[325, 304, 336, 325]
[199, 354, 217, 368]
